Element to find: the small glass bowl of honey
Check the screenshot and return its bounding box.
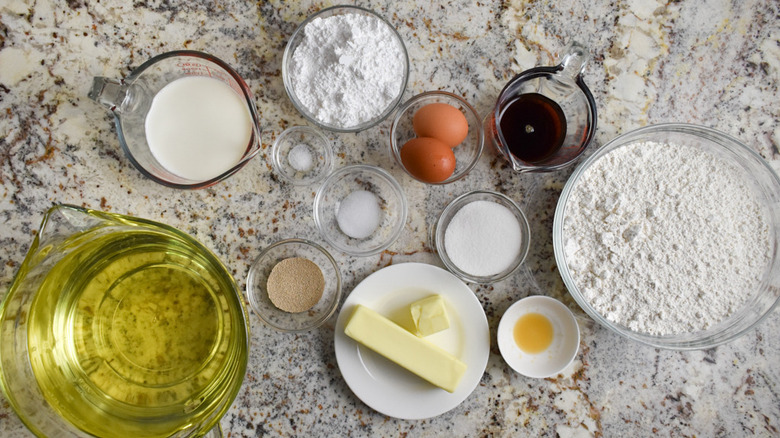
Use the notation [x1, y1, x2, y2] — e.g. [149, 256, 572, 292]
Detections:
[497, 295, 580, 378]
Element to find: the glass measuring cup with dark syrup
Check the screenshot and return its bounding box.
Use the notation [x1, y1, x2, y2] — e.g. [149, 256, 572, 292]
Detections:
[485, 42, 597, 172]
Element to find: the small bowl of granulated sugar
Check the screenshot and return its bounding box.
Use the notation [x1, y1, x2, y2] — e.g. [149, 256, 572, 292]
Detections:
[433, 190, 531, 284]
[246, 238, 342, 332]
[282, 5, 409, 132]
[554, 123, 780, 350]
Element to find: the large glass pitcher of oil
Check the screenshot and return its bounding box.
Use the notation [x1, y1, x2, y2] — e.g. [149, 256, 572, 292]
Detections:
[0, 204, 248, 438]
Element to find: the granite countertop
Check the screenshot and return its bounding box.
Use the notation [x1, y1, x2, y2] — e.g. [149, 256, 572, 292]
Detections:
[1, 0, 779, 436]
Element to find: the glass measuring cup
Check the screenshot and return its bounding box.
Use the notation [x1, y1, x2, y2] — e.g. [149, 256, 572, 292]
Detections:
[485, 42, 597, 172]
[0, 204, 248, 437]
[88, 50, 262, 189]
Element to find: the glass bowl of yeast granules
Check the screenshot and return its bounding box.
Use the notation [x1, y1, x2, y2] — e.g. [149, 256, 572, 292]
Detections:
[246, 239, 342, 332]
[282, 5, 409, 132]
[554, 123, 780, 350]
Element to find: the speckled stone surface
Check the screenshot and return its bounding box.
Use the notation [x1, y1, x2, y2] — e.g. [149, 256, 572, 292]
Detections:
[1, 0, 779, 436]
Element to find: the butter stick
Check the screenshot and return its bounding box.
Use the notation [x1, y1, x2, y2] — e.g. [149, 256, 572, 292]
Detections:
[344, 304, 467, 393]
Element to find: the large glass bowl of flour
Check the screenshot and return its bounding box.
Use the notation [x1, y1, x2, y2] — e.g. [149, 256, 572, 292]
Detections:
[282, 5, 409, 132]
[553, 124, 780, 350]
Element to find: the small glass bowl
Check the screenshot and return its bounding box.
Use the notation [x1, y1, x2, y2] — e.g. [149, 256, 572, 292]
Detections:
[282, 5, 410, 133]
[246, 239, 342, 332]
[497, 296, 580, 379]
[390, 91, 484, 184]
[313, 165, 408, 256]
[432, 190, 531, 284]
[553, 123, 780, 350]
[271, 126, 333, 186]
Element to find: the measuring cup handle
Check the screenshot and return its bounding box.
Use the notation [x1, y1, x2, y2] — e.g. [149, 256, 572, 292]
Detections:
[88, 77, 126, 113]
[202, 424, 223, 438]
[557, 41, 590, 81]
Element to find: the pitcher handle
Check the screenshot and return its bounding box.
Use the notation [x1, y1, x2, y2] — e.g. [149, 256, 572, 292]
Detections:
[88, 77, 127, 113]
[201, 424, 223, 438]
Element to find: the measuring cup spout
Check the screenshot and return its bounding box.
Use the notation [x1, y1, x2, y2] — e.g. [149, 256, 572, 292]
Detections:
[557, 41, 589, 81]
[35, 205, 105, 249]
[88, 77, 127, 113]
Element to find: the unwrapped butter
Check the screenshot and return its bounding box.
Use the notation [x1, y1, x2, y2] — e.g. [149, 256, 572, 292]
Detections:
[344, 304, 467, 393]
[410, 295, 450, 336]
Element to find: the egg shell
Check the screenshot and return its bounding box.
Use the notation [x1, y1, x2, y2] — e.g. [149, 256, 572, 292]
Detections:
[413, 103, 469, 148]
[400, 137, 457, 183]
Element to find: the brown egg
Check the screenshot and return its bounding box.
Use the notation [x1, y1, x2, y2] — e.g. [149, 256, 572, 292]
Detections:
[400, 137, 457, 183]
[413, 103, 469, 147]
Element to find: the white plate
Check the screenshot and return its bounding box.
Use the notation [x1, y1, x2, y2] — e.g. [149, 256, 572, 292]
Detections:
[334, 262, 489, 420]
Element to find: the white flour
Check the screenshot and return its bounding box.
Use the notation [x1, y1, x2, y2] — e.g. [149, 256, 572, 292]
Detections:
[289, 12, 405, 128]
[563, 141, 771, 336]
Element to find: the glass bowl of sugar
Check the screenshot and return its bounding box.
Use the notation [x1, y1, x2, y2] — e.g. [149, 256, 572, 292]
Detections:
[432, 190, 531, 284]
[313, 164, 407, 256]
[246, 238, 342, 333]
[272, 126, 334, 186]
[282, 5, 409, 133]
[554, 123, 780, 350]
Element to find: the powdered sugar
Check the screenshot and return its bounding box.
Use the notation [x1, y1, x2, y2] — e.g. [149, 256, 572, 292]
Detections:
[289, 12, 405, 129]
[563, 141, 771, 336]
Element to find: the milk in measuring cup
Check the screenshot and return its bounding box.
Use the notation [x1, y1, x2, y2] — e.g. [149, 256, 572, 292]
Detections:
[145, 76, 252, 181]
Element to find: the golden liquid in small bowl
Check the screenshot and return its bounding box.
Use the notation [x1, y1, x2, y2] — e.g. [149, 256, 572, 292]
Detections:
[25, 228, 247, 437]
[513, 312, 553, 354]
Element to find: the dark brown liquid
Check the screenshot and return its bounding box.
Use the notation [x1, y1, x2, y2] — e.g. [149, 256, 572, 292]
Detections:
[498, 93, 567, 163]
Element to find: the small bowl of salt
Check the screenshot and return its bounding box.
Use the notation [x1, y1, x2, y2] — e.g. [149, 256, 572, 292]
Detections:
[272, 126, 334, 186]
[313, 164, 407, 256]
[432, 190, 531, 284]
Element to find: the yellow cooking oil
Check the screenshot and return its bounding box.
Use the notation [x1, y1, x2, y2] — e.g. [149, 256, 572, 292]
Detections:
[513, 312, 554, 354]
[26, 228, 247, 437]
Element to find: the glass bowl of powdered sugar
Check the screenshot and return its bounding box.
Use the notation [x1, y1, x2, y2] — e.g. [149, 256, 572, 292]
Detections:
[282, 5, 409, 132]
[554, 123, 780, 350]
